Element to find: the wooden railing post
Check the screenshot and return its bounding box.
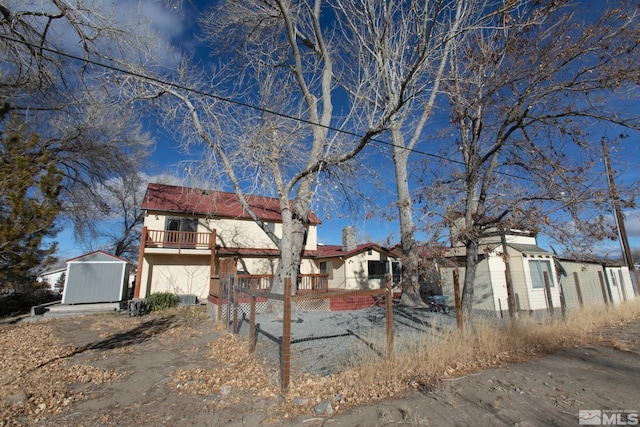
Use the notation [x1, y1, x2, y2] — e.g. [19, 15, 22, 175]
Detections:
[133, 226, 147, 298]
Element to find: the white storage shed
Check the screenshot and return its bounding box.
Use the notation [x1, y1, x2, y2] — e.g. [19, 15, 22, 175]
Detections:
[61, 251, 131, 304]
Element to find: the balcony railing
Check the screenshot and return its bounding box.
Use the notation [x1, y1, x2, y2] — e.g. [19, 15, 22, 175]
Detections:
[144, 229, 213, 250]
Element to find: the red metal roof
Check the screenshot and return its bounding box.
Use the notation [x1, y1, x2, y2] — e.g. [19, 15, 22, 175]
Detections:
[141, 183, 321, 224]
[316, 243, 396, 259]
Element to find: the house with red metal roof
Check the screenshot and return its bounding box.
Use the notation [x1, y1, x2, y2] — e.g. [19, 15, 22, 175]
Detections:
[133, 183, 322, 302]
[133, 184, 400, 307]
[316, 226, 400, 291]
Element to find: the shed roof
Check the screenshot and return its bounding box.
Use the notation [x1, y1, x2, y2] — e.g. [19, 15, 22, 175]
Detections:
[142, 183, 321, 224]
[66, 250, 130, 264]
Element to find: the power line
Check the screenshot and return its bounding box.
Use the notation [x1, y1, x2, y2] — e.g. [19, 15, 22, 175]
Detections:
[1, 34, 532, 181]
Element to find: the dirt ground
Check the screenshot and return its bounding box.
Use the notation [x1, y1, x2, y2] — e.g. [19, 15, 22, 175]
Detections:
[1, 308, 639, 427]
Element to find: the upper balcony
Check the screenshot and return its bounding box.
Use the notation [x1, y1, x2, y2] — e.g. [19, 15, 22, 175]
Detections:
[141, 228, 214, 252]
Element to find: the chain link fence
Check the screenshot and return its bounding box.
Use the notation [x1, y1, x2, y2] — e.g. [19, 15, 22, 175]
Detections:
[208, 267, 638, 391]
[212, 275, 464, 390]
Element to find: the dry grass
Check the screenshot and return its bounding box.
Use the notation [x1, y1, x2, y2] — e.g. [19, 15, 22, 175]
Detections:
[277, 299, 640, 416]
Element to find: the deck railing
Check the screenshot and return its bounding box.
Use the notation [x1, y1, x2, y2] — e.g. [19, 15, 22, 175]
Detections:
[295, 274, 329, 294]
[144, 229, 213, 250]
[237, 274, 274, 291]
[210, 273, 329, 297]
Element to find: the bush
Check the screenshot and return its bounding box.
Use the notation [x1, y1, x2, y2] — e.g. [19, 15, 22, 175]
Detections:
[0, 289, 61, 317]
[145, 292, 179, 312]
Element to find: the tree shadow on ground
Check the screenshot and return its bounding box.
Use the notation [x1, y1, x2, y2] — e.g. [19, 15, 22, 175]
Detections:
[82, 315, 176, 351]
[34, 315, 177, 370]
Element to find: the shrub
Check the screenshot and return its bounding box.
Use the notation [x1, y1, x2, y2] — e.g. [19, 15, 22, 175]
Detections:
[145, 292, 179, 312]
[0, 288, 61, 317]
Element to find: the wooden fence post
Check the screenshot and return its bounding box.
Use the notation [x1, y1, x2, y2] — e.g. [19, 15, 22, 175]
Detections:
[543, 271, 554, 318]
[249, 294, 256, 353]
[500, 229, 517, 321]
[573, 272, 584, 308]
[281, 277, 292, 392]
[385, 274, 394, 358]
[453, 269, 463, 332]
[232, 278, 238, 333]
[598, 271, 609, 305]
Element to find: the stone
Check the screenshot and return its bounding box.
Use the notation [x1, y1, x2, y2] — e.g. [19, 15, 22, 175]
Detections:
[6, 390, 30, 406]
[314, 399, 333, 415]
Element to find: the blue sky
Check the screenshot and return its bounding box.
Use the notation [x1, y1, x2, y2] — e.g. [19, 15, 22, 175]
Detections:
[50, 0, 640, 263]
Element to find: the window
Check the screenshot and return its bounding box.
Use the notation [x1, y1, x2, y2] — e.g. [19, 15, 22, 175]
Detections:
[166, 218, 198, 232]
[320, 261, 333, 280]
[165, 218, 198, 246]
[265, 222, 276, 235]
[529, 259, 554, 288]
[368, 260, 387, 279]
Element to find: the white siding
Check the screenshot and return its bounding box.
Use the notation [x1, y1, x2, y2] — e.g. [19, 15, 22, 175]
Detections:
[143, 213, 318, 252]
[604, 267, 635, 304]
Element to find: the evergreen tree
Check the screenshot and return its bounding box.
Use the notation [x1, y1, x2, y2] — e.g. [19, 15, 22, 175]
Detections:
[54, 272, 66, 294]
[0, 101, 62, 290]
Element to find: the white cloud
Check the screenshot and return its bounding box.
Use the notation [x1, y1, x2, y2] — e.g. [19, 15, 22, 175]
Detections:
[4, 0, 187, 67]
[622, 209, 640, 238]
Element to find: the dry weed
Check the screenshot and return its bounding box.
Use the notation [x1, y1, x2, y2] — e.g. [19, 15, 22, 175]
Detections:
[276, 299, 640, 418]
[400, 404, 430, 425]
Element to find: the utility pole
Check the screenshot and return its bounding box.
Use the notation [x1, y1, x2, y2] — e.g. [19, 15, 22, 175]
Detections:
[602, 137, 639, 295]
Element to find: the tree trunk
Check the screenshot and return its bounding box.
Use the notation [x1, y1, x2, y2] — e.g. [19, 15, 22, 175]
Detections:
[391, 124, 424, 307]
[461, 239, 480, 324]
[267, 179, 314, 316]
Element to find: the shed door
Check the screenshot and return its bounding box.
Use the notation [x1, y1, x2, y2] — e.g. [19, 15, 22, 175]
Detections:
[63, 262, 126, 304]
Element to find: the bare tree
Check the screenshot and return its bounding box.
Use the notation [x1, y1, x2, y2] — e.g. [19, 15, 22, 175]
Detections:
[331, 0, 521, 306]
[0, 1, 156, 254]
[73, 171, 148, 261]
[121, 0, 415, 308]
[436, 0, 640, 323]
